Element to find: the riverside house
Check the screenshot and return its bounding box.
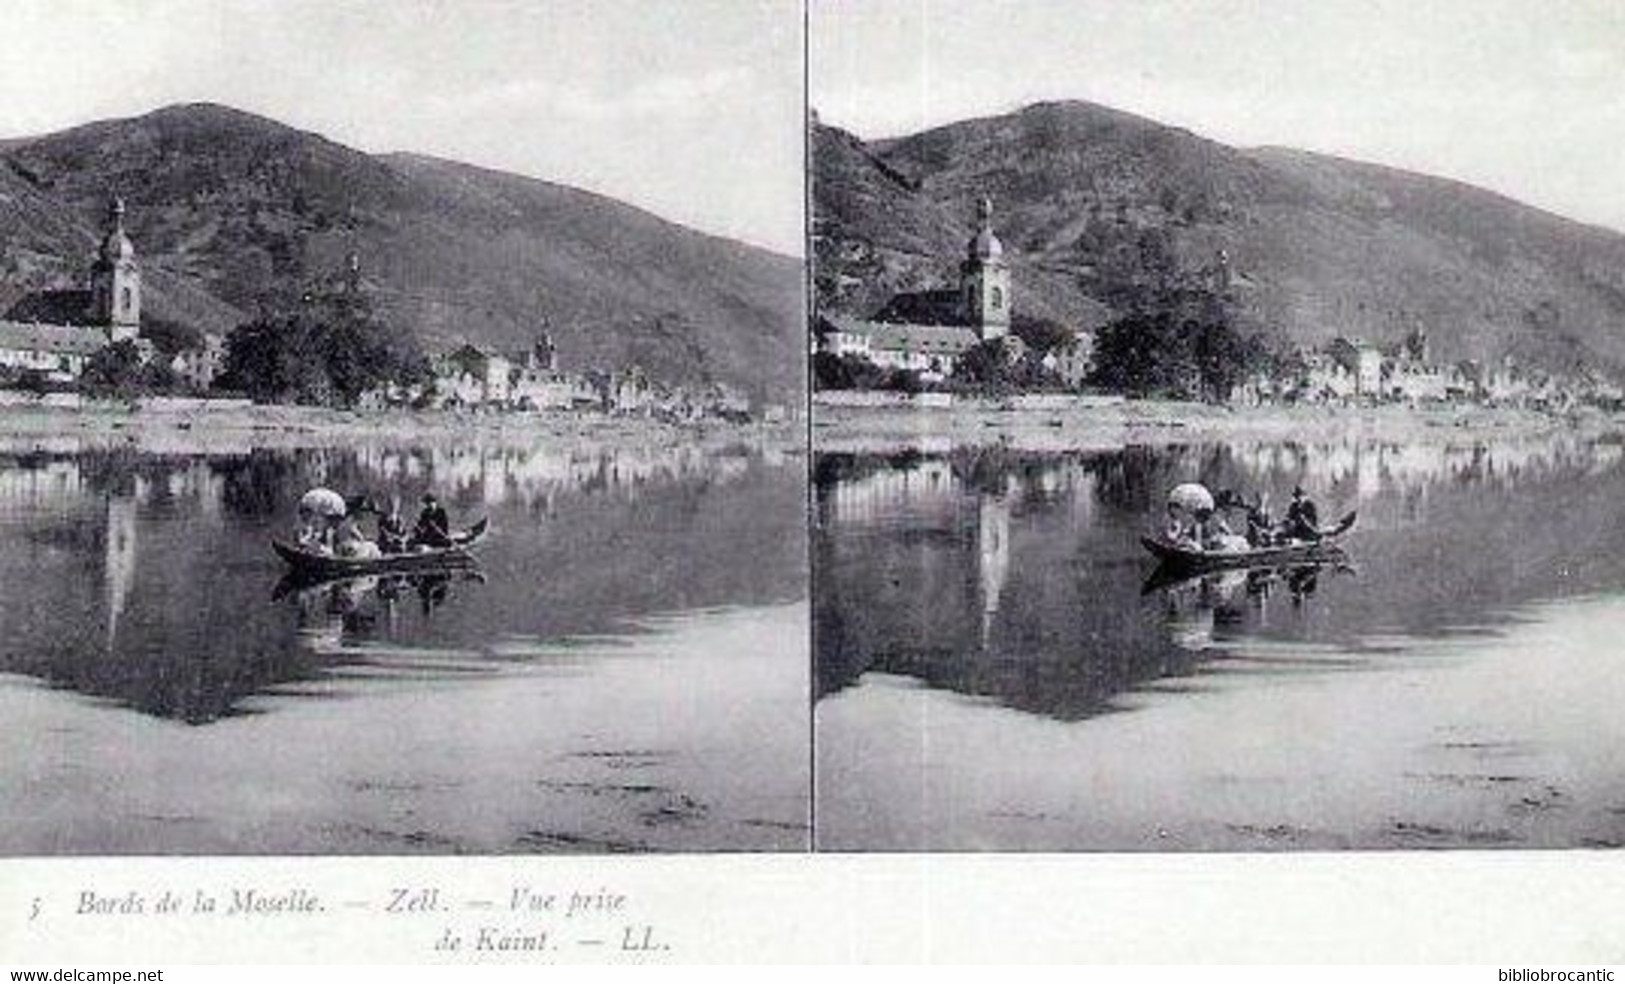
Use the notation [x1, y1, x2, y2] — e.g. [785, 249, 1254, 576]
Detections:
[431, 344, 513, 408]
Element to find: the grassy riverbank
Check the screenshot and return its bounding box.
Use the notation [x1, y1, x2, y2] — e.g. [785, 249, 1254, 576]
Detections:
[813, 396, 1625, 454]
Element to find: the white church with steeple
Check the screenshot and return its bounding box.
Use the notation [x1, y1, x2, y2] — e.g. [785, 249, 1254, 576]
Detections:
[815, 193, 1022, 382]
[959, 194, 1010, 340]
[90, 197, 142, 344]
[0, 196, 165, 381]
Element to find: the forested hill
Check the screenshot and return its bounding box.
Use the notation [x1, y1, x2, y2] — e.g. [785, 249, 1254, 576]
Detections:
[0, 103, 803, 399]
[812, 101, 1625, 375]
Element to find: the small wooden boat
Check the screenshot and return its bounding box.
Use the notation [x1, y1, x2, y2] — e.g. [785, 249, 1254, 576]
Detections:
[271, 518, 488, 578]
[1141, 511, 1356, 573]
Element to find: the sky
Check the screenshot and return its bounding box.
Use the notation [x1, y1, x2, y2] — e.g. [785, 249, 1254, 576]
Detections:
[0, 0, 804, 255]
[5, 2, 1622, 250]
[813, 0, 1625, 234]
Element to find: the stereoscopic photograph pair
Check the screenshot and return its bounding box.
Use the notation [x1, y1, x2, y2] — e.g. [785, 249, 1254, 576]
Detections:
[4, 0, 1623, 860]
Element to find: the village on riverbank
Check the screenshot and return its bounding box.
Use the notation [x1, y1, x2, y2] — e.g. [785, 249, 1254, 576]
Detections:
[0, 199, 791, 434]
[812, 193, 1625, 432]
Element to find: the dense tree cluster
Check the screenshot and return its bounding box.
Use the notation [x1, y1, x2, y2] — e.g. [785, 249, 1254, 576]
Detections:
[1082, 233, 1270, 403]
[79, 340, 186, 398]
[812, 352, 922, 393]
[217, 291, 430, 406]
[1087, 310, 1264, 402]
[1008, 312, 1074, 356]
[0, 366, 55, 395]
[138, 315, 205, 358]
[951, 337, 1065, 396]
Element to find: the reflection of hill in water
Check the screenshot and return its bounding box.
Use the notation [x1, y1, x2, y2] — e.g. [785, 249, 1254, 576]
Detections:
[0, 441, 800, 724]
[815, 434, 1625, 721]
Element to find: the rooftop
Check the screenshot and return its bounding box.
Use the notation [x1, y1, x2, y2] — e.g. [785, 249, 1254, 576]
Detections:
[0, 321, 107, 356]
[820, 313, 978, 353]
[3, 289, 98, 328]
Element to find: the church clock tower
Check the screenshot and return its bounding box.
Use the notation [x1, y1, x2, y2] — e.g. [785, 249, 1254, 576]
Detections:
[960, 194, 1011, 341]
[90, 197, 141, 343]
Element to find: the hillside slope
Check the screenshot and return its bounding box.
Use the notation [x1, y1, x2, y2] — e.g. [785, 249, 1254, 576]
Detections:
[0, 103, 802, 398]
[812, 101, 1625, 374]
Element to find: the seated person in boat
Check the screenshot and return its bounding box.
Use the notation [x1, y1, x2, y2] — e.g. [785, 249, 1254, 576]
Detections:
[1234, 494, 1278, 547]
[378, 501, 409, 554]
[296, 521, 334, 554]
[343, 493, 378, 518]
[334, 514, 382, 559]
[413, 492, 454, 549]
[1164, 505, 1201, 550]
[1283, 486, 1321, 542]
[1215, 488, 1275, 547]
[1200, 510, 1250, 554]
[295, 488, 348, 554]
[1249, 499, 1277, 546]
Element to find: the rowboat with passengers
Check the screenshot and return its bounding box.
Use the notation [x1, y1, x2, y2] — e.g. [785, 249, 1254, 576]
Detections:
[1142, 480, 1355, 574]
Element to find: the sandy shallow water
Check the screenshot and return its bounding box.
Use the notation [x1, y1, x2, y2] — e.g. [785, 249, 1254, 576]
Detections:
[817, 594, 1625, 851]
[3, 603, 809, 854]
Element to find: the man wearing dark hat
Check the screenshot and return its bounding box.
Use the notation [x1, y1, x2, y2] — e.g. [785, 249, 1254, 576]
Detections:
[1283, 485, 1321, 542]
[412, 492, 453, 548]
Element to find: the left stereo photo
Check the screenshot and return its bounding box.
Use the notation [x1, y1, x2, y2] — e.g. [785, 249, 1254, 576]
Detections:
[0, 0, 809, 855]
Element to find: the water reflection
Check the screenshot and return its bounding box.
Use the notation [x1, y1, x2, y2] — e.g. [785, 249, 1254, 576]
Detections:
[814, 432, 1625, 720]
[1145, 562, 1356, 652]
[278, 569, 486, 620]
[0, 435, 773, 514]
[0, 438, 802, 725]
[105, 493, 137, 649]
[281, 571, 498, 681]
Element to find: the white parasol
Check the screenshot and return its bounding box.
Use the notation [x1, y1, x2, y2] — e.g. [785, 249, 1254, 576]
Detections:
[297, 487, 349, 519]
[1167, 482, 1215, 514]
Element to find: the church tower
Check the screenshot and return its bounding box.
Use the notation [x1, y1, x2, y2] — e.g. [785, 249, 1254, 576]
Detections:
[960, 194, 1011, 340]
[90, 197, 141, 343]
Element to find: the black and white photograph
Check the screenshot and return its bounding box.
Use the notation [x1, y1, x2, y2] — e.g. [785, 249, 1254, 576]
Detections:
[811, 0, 1625, 851]
[0, 0, 808, 856]
[9, 0, 1625, 968]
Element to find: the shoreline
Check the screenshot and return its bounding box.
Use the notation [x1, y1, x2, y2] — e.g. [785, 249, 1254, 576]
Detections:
[0, 401, 805, 454]
[812, 396, 1625, 454]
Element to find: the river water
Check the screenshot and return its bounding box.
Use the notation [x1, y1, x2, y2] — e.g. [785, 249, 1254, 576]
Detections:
[814, 432, 1625, 850]
[0, 433, 808, 854]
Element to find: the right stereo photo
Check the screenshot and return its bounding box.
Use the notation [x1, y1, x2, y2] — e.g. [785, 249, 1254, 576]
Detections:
[809, 0, 1625, 852]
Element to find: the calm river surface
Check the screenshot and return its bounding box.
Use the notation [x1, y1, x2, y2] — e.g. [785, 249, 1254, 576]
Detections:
[815, 432, 1625, 850]
[0, 432, 807, 854]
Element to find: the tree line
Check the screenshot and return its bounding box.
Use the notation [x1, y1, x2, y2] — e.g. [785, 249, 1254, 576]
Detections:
[214, 289, 430, 406]
[815, 303, 1267, 402]
[3, 288, 431, 405]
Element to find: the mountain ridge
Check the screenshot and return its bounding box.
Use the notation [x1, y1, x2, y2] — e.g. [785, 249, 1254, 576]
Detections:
[812, 99, 1625, 376]
[0, 102, 802, 400]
